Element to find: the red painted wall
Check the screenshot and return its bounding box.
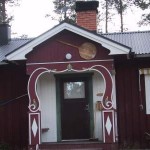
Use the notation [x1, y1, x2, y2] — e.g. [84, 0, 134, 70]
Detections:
[115, 58, 150, 149]
[26, 30, 112, 63]
[0, 64, 29, 149]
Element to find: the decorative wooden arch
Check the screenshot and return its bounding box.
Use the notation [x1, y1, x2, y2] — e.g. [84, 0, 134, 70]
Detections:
[28, 64, 116, 148]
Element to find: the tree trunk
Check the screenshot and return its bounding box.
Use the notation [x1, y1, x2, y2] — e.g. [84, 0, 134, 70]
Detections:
[105, 0, 108, 33]
[64, 0, 66, 20]
[119, 0, 123, 32]
[1, 1, 6, 22]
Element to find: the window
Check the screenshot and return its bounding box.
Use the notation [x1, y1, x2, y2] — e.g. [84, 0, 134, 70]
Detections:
[139, 68, 150, 114]
[64, 82, 85, 99]
[144, 74, 150, 114]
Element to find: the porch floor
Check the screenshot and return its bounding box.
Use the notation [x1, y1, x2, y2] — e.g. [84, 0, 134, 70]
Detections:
[39, 141, 118, 150]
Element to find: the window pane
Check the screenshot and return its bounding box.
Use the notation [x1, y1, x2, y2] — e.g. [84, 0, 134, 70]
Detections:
[64, 82, 85, 99]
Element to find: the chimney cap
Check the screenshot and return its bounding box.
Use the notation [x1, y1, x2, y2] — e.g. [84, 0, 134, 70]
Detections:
[75, 1, 99, 12]
[0, 23, 10, 27]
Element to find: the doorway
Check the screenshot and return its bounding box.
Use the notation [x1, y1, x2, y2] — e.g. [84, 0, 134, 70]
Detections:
[55, 73, 94, 141]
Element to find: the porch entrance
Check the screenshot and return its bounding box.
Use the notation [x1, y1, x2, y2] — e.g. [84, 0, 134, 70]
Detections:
[55, 73, 94, 141]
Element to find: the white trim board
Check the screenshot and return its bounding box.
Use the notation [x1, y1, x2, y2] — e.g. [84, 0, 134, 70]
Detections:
[145, 75, 150, 114]
[6, 22, 130, 61]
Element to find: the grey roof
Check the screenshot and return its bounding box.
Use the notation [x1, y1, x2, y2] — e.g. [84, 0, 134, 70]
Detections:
[102, 30, 150, 55]
[0, 38, 32, 61]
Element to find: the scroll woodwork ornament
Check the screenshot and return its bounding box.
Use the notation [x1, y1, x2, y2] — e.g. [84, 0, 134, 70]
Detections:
[90, 65, 113, 110]
[28, 64, 113, 112]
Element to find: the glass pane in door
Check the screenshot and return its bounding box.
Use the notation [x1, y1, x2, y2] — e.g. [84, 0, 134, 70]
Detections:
[64, 82, 85, 99]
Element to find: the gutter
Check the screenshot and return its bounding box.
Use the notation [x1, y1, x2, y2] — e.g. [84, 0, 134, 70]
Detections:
[135, 54, 150, 58]
[0, 61, 8, 65]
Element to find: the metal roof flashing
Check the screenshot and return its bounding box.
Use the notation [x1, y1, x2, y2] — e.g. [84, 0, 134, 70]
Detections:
[135, 54, 150, 58]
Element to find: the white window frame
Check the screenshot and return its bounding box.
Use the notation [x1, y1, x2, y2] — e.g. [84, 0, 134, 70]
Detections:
[139, 69, 150, 114]
[145, 74, 150, 114]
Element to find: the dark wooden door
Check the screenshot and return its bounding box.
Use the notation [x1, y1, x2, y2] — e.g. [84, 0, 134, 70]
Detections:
[61, 77, 90, 140]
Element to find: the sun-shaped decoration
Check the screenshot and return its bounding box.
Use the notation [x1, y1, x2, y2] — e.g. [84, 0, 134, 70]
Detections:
[79, 42, 97, 60]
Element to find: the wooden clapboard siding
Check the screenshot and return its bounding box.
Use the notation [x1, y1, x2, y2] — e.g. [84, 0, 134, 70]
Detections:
[0, 64, 28, 149]
[92, 71, 104, 141]
[115, 58, 150, 149]
[26, 30, 112, 64]
[37, 72, 57, 142]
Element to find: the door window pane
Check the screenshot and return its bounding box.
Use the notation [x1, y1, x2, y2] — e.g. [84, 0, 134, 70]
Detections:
[64, 82, 85, 99]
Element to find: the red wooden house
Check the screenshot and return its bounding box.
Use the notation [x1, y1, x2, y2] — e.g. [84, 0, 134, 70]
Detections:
[0, 1, 150, 150]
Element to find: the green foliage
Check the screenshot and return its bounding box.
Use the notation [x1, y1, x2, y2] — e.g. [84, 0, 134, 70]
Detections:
[139, 13, 150, 26]
[0, 0, 20, 23]
[134, 0, 150, 10]
[113, 0, 128, 14]
[133, 0, 150, 26]
[53, 0, 76, 23]
[113, 0, 129, 32]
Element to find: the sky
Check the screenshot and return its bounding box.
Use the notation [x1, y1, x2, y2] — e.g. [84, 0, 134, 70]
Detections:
[7, 0, 150, 38]
[8, 0, 59, 38]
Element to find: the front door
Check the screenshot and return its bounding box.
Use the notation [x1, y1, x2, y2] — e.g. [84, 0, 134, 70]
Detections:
[60, 76, 91, 140]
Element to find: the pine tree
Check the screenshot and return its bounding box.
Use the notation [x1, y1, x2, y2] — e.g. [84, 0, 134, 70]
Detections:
[0, 0, 19, 23]
[113, 0, 129, 32]
[53, 0, 76, 23]
[104, 0, 114, 33]
[134, 0, 150, 26]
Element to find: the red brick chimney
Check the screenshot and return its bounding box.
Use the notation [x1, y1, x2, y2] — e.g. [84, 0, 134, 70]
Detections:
[75, 1, 99, 32]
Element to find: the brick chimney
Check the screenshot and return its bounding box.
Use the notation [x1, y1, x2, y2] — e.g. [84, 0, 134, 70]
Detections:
[0, 23, 11, 45]
[75, 1, 99, 32]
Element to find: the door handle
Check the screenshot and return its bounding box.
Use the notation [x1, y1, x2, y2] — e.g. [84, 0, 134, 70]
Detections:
[84, 104, 89, 112]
